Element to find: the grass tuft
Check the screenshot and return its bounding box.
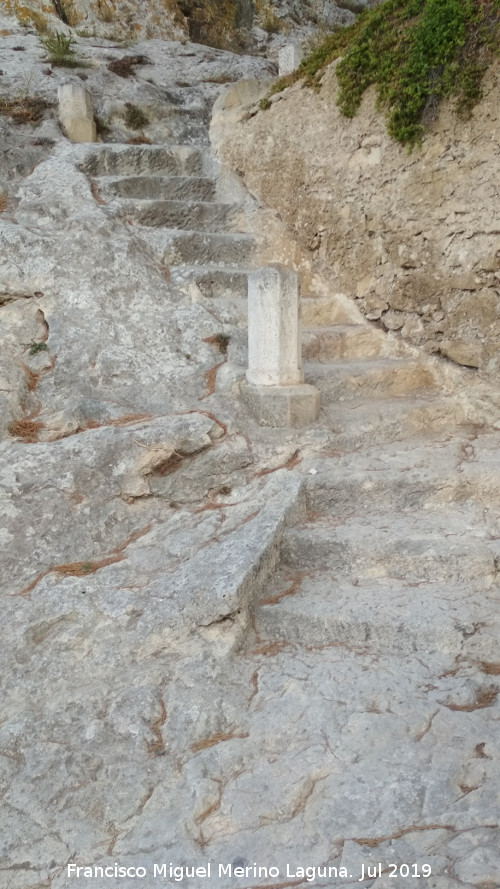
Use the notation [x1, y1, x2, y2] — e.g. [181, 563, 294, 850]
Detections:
[39, 32, 87, 67]
[94, 0, 115, 23]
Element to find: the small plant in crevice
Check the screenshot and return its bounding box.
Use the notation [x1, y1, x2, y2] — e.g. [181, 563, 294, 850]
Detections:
[178, 0, 247, 51]
[261, 6, 283, 34]
[124, 102, 149, 130]
[21, 9, 50, 33]
[126, 135, 152, 144]
[94, 115, 111, 138]
[94, 0, 115, 23]
[39, 32, 86, 68]
[204, 332, 231, 355]
[0, 95, 54, 125]
[31, 136, 56, 147]
[107, 54, 149, 78]
[201, 72, 238, 84]
[28, 341, 48, 356]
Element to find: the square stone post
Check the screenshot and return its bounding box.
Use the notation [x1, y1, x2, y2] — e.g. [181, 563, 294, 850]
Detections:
[242, 264, 320, 427]
[279, 44, 304, 76]
[247, 264, 302, 386]
[58, 84, 97, 143]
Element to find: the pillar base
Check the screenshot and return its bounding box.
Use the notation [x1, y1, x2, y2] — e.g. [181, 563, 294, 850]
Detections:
[241, 383, 320, 428]
[62, 118, 97, 143]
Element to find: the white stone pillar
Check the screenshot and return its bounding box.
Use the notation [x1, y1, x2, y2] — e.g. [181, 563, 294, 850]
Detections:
[278, 44, 303, 77]
[242, 265, 320, 428]
[58, 84, 96, 143]
[247, 264, 303, 387]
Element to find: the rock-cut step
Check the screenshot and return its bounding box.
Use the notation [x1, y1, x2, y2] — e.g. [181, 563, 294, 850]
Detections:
[169, 265, 251, 298]
[101, 175, 217, 202]
[280, 507, 500, 584]
[305, 459, 500, 513]
[304, 357, 442, 401]
[140, 229, 258, 266]
[302, 325, 399, 361]
[115, 199, 240, 232]
[79, 144, 204, 177]
[317, 395, 467, 448]
[254, 569, 500, 658]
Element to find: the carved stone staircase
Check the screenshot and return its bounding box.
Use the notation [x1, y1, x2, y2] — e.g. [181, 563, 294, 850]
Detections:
[73, 89, 500, 880]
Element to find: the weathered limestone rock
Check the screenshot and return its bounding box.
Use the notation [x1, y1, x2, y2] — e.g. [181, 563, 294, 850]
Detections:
[58, 84, 96, 143]
[440, 338, 484, 368]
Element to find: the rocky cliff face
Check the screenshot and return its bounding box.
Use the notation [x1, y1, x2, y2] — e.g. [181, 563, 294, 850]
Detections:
[212, 60, 500, 375]
[0, 0, 360, 50]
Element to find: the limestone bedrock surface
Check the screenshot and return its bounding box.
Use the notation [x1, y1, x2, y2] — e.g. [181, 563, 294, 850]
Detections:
[1, 16, 500, 889]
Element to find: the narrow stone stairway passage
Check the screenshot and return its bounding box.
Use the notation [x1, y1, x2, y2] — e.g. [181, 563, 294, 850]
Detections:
[44, 72, 500, 887]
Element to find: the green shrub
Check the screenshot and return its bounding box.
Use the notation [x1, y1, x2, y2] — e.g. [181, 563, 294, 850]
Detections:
[269, 0, 500, 147]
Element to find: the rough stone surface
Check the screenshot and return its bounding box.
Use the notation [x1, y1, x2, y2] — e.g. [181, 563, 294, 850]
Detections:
[1, 12, 500, 889]
[0, 0, 363, 56]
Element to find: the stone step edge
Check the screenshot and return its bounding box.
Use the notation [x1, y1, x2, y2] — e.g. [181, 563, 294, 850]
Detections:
[254, 572, 500, 658]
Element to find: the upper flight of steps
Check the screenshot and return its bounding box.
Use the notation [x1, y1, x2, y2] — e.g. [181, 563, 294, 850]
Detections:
[80, 137, 465, 447]
[77, 91, 500, 667]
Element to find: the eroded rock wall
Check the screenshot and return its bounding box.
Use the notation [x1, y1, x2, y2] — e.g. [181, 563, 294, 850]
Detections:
[0, 0, 361, 51]
[0, 0, 186, 39]
[212, 61, 500, 374]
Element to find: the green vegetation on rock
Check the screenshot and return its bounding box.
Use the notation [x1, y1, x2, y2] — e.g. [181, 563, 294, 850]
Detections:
[39, 32, 85, 67]
[272, 0, 500, 147]
[178, 0, 245, 49]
